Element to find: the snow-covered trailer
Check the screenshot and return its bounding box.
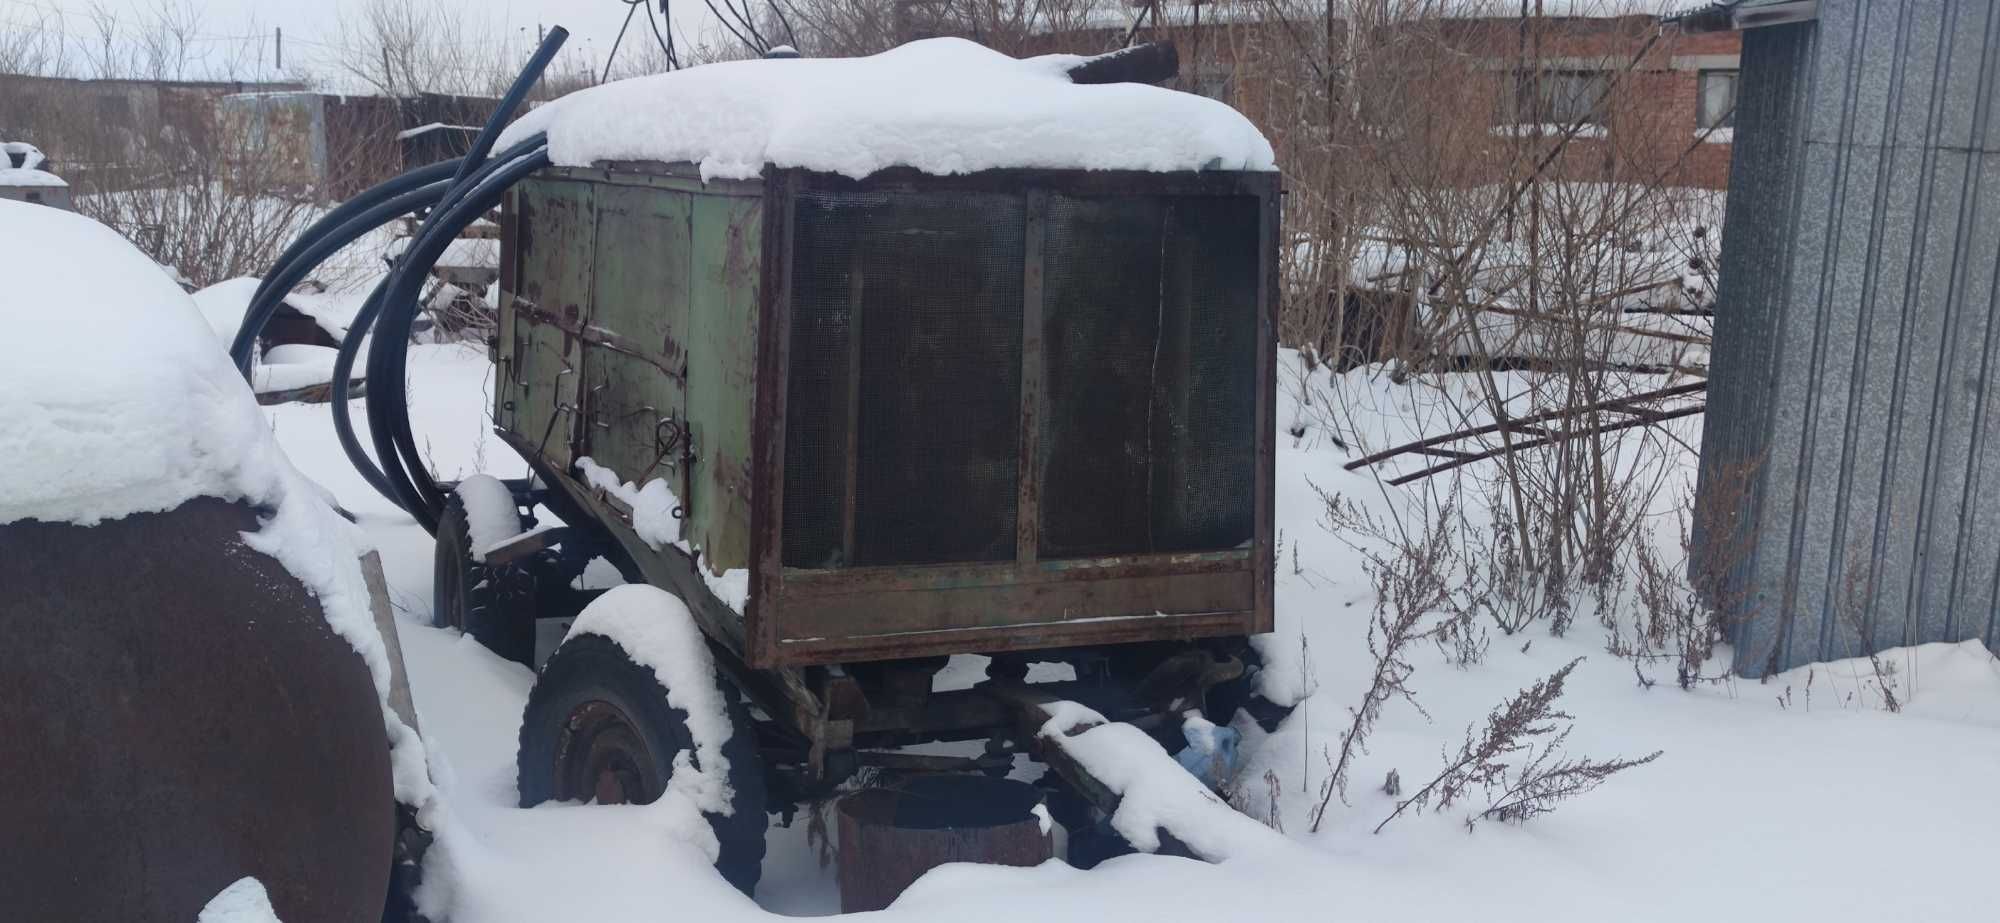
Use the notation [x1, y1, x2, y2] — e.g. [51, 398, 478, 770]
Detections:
[474, 158, 1286, 885]
[491, 163, 1279, 668]
[235, 32, 1291, 896]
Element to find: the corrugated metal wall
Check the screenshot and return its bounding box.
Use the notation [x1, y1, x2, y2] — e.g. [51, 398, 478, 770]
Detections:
[1696, 0, 2000, 678]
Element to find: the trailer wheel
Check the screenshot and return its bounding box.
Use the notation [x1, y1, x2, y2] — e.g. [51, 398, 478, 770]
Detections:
[516, 633, 768, 895]
[433, 492, 534, 665]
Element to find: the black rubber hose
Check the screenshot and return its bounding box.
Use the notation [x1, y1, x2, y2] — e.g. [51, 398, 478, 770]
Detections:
[329, 132, 552, 513]
[327, 137, 547, 512]
[250, 28, 568, 531]
[363, 144, 553, 530]
[451, 27, 568, 189]
[229, 158, 464, 375]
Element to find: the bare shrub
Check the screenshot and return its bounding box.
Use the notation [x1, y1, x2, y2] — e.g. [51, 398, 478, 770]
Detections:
[1375, 657, 1661, 833]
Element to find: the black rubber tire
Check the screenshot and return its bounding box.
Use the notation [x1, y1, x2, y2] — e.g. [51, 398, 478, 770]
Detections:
[516, 633, 768, 895]
[432, 493, 535, 665]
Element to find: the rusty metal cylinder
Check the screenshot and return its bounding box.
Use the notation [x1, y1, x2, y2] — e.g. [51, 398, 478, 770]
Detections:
[836, 774, 1054, 913]
[0, 498, 393, 922]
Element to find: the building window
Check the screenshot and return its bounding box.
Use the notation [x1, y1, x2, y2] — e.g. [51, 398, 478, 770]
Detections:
[1511, 70, 1611, 126]
[1699, 69, 1739, 130]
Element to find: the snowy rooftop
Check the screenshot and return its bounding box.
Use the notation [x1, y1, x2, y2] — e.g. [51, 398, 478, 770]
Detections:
[498, 38, 1276, 181]
[0, 167, 66, 188]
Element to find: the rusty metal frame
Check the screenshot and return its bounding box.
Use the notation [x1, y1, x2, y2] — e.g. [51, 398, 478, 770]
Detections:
[747, 166, 1280, 669]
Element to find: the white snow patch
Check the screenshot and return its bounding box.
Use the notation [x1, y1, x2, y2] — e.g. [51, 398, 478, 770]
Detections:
[191, 277, 263, 344]
[251, 344, 343, 394]
[562, 585, 738, 818]
[196, 877, 282, 923]
[1030, 802, 1053, 836]
[0, 199, 434, 812]
[499, 38, 1274, 181]
[454, 473, 521, 563]
[1492, 122, 1609, 140]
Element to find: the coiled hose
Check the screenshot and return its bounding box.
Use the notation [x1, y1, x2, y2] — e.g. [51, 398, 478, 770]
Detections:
[230, 28, 569, 535]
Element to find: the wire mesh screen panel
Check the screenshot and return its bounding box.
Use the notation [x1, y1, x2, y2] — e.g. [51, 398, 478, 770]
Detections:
[1039, 194, 1259, 558]
[783, 190, 1025, 568]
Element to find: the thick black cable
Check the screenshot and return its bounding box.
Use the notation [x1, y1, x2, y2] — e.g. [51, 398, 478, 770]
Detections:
[363, 144, 553, 531]
[229, 158, 464, 375]
[330, 135, 549, 515]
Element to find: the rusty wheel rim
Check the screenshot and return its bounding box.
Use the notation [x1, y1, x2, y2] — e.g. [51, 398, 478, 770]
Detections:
[554, 700, 659, 806]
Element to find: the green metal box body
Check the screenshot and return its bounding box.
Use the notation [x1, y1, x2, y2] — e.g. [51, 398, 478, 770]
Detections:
[498, 163, 1277, 669]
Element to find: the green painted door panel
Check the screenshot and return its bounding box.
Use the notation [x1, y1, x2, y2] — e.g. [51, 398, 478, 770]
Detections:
[578, 182, 694, 501]
[684, 193, 763, 576]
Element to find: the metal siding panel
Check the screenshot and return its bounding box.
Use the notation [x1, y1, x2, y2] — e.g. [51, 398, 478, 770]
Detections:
[1929, 151, 2000, 643]
[1707, 0, 2000, 676]
[1933, 0, 1986, 150]
[1856, 143, 1942, 658]
[1952, 155, 2000, 647]
[1700, 21, 1817, 668]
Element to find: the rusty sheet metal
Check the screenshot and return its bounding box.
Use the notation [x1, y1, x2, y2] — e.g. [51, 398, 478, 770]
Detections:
[0, 498, 392, 923]
[836, 776, 1052, 913]
[503, 177, 595, 470]
[750, 167, 1279, 667]
[779, 569, 1255, 646]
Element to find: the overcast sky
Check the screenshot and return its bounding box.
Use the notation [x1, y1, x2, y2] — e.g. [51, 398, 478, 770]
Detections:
[3, 0, 724, 84]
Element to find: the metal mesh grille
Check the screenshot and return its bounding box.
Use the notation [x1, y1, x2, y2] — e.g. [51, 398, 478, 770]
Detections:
[783, 190, 1024, 568]
[1038, 195, 1259, 557]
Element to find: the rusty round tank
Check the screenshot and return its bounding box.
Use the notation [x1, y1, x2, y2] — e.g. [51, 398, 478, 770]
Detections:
[836, 774, 1054, 913]
[0, 497, 393, 922]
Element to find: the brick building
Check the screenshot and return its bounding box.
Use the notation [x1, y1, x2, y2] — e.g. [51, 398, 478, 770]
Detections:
[1024, 4, 1744, 189]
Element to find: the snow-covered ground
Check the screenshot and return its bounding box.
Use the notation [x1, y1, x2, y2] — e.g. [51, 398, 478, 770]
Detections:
[254, 343, 2000, 922]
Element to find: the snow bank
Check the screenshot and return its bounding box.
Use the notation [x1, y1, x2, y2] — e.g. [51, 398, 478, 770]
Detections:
[499, 38, 1275, 181]
[0, 199, 433, 810]
[196, 878, 282, 923]
[563, 585, 739, 818]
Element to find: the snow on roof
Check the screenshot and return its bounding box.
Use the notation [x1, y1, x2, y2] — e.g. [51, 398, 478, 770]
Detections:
[0, 199, 433, 807]
[498, 37, 1276, 181]
[0, 167, 67, 188]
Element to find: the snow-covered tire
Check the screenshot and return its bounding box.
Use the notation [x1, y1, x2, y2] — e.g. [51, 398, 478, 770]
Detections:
[432, 493, 535, 665]
[516, 633, 768, 895]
